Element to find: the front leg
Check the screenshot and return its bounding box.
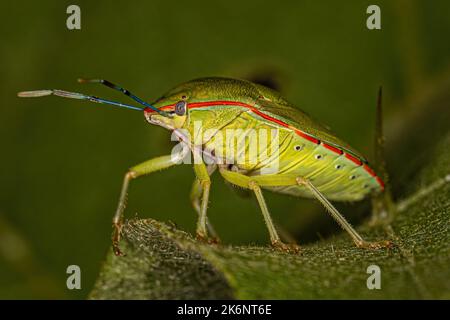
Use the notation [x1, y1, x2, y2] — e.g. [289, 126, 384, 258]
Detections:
[112, 152, 186, 256]
[190, 164, 220, 241]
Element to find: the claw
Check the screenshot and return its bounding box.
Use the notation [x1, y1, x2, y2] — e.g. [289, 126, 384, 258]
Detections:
[113, 243, 124, 256]
[196, 233, 220, 245]
[112, 222, 125, 256]
[271, 240, 301, 254]
[356, 239, 394, 250]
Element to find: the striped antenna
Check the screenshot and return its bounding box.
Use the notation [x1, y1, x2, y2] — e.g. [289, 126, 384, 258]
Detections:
[77, 78, 167, 116]
[17, 89, 145, 112]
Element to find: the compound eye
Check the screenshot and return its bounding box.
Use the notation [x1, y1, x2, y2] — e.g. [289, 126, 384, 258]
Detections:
[175, 101, 187, 116]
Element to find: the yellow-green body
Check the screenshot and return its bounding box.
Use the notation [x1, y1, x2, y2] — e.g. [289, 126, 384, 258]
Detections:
[149, 77, 383, 202]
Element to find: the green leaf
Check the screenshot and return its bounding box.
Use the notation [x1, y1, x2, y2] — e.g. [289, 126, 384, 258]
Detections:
[91, 132, 449, 299]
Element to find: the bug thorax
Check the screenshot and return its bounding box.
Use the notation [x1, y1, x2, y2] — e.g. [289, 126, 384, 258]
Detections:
[143, 77, 258, 131]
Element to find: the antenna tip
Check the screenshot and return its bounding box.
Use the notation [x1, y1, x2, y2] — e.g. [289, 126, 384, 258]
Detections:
[78, 78, 101, 84]
[17, 90, 53, 98]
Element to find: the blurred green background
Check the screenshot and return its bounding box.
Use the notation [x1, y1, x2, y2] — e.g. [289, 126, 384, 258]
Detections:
[0, 0, 449, 299]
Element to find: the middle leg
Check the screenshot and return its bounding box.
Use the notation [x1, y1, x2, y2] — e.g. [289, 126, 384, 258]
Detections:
[192, 163, 216, 242]
[219, 168, 300, 252]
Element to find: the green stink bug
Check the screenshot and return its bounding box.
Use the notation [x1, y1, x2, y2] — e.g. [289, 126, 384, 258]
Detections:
[18, 77, 392, 255]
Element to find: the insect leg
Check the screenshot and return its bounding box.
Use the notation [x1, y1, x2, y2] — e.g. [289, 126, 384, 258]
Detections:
[113, 152, 186, 256]
[248, 181, 280, 245]
[190, 165, 219, 241]
[296, 177, 393, 249]
[192, 163, 214, 241]
[219, 168, 300, 252]
[190, 179, 203, 214]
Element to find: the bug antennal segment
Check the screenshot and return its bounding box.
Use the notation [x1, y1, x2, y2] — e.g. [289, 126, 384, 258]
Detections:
[17, 90, 54, 97]
[17, 89, 144, 111]
[78, 78, 170, 117]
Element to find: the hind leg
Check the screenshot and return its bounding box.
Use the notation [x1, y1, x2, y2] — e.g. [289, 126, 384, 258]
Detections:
[296, 177, 393, 249]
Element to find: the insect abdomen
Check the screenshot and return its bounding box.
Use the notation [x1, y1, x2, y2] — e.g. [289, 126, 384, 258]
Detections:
[259, 130, 381, 201]
[192, 102, 382, 202]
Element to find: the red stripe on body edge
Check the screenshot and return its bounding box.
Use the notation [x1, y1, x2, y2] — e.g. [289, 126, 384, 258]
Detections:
[322, 143, 344, 155]
[376, 176, 385, 190]
[250, 108, 290, 128]
[148, 100, 385, 190]
[345, 153, 363, 166]
[363, 164, 376, 177]
[293, 129, 319, 144]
